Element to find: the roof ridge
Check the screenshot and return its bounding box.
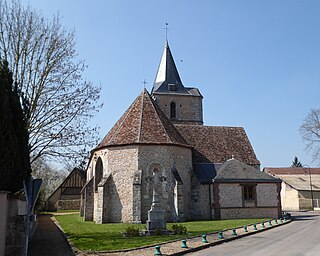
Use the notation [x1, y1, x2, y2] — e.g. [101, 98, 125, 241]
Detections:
[174, 124, 244, 129]
[138, 90, 146, 143]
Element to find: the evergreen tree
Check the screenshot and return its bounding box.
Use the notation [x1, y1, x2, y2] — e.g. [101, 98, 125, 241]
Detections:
[291, 156, 302, 167]
[0, 59, 31, 193]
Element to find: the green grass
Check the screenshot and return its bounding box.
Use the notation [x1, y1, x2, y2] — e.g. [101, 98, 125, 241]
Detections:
[39, 209, 80, 215]
[55, 214, 267, 251]
[56, 209, 80, 213]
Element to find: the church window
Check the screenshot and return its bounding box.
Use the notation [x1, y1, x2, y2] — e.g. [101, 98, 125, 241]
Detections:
[168, 83, 177, 91]
[94, 157, 103, 192]
[170, 102, 176, 119]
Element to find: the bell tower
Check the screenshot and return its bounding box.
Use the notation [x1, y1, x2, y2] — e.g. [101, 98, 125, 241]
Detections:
[151, 41, 203, 125]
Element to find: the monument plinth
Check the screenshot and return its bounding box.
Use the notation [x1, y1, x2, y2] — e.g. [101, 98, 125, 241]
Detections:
[146, 169, 166, 231]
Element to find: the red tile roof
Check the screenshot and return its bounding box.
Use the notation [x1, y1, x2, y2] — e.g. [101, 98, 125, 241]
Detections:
[95, 89, 189, 150]
[264, 167, 320, 175]
[95, 90, 260, 167]
[175, 124, 260, 165]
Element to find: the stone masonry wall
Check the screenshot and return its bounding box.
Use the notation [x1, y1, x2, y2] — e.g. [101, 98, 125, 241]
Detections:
[154, 94, 203, 125]
[93, 188, 99, 221]
[107, 146, 138, 222]
[190, 177, 212, 220]
[5, 198, 30, 256]
[138, 145, 193, 222]
[256, 184, 278, 206]
[219, 184, 242, 208]
[217, 183, 280, 220]
[84, 178, 94, 221]
[5, 215, 25, 256]
[92, 146, 138, 223]
[56, 199, 80, 210]
[220, 208, 279, 219]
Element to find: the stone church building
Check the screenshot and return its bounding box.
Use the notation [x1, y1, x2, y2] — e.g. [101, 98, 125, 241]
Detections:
[81, 41, 281, 224]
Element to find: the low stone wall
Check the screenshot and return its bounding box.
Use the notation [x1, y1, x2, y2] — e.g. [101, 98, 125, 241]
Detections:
[5, 215, 25, 256]
[0, 192, 9, 256]
[56, 199, 81, 210]
[5, 196, 35, 256]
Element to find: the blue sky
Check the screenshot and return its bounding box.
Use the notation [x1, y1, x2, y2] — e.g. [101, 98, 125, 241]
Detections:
[21, 0, 320, 168]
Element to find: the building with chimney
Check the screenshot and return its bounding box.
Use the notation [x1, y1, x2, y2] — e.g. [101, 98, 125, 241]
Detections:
[81, 40, 281, 223]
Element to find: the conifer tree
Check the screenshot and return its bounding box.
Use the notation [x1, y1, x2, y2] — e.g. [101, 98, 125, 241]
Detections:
[0, 59, 31, 193]
[291, 156, 302, 167]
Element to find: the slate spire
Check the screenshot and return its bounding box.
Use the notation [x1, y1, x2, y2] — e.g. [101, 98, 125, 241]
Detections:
[152, 40, 188, 94]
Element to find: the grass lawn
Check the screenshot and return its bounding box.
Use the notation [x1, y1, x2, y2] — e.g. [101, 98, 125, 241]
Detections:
[39, 210, 80, 215]
[56, 209, 80, 213]
[54, 214, 267, 251]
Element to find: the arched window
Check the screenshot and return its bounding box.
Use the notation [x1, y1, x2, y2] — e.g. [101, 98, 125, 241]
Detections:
[170, 102, 176, 119]
[94, 157, 103, 192]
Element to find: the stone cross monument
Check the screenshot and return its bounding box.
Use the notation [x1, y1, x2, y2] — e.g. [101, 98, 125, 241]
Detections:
[146, 168, 166, 231]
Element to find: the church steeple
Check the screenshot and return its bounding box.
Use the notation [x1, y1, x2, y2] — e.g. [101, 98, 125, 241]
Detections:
[152, 40, 188, 94]
[151, 40, 204, 125]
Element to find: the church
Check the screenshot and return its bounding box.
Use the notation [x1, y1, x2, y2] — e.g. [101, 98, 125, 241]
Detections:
[81, 40, 281, 224]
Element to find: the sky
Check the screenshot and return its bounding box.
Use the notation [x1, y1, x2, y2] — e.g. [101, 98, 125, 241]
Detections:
[21, 0, 320, 168]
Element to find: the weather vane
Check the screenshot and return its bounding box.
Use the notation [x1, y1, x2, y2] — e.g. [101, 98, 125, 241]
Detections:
[164, 22, 169, 40]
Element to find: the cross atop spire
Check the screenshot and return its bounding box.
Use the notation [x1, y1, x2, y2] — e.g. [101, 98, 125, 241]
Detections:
[142, 79, 148, 89]
[151, 40, 188, 94]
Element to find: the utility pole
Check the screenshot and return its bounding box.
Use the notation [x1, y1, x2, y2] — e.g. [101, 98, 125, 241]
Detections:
[303, 165, 314, 211]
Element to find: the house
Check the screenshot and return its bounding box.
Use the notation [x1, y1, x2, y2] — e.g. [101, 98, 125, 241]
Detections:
[264, 167, 320, 211]
[214, 159, 281, 219]
[81, 40, 281, 223]
[46, 168, 86, 211]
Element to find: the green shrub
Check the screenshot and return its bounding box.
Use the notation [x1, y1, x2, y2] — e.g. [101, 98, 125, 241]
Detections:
[124, 226, 140, 237]
[154, 227, 164, 236]
[171, 224, 187, 234]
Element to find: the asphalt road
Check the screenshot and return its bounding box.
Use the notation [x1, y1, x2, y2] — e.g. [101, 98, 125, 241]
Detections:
[187, 211, 320, 256]
[28, 214, 74, 256]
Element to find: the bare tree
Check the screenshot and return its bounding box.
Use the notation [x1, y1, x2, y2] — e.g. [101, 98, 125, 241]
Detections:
[300, 109, 320, 162]
[32, 158, 68, 210]
[0, 0, 102, 165]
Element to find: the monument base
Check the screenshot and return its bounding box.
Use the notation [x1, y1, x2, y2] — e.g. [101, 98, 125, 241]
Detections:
[146, 209, 166, 230]
[141, 229, 173, 236]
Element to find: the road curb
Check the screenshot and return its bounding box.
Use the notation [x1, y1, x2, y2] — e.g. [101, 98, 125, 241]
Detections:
[169, 219, 292, 256]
